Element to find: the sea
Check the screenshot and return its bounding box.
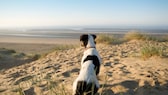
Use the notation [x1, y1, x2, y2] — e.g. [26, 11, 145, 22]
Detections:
[0, 28, 168, 39]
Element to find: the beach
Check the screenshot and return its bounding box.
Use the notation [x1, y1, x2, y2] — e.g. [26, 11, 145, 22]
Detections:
[0, 32, 168, 95]
[0, 35, 79, 54]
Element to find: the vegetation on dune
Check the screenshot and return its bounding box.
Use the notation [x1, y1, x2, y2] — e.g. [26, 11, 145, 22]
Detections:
[96, 31, 168, 45]
[96, 34, 124, 45]
[124, 31, 147, 41]
[0, 48, 41, 70]
[124, 30, 168, 42]
[96, 32, 168, 60]
[96, 34, 114, 44]
[0, 48, 16, 54]
[140, 42, 166, 59]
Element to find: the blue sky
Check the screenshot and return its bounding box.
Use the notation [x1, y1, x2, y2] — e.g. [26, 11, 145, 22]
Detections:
[0, 0, 168, 28]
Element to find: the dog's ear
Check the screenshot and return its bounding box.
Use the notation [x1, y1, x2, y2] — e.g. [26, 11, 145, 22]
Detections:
[80, 34, 88, 47]
[80, 34, 88, 41]
[91, 34, 96, 40]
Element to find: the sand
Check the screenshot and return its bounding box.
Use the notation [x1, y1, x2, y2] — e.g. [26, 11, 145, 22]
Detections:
[0, 36, 79, 54]
[0, 38, 168, 95]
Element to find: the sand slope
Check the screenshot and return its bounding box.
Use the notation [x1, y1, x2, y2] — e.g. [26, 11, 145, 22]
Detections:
[0, 41, 168, 95]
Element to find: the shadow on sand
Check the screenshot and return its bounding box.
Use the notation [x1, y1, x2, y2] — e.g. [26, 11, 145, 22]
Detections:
[0, 48, 40, 70]
[100, 80, 168, 95]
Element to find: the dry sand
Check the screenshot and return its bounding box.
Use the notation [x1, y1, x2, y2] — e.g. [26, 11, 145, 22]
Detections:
[0, 39, 168, 95]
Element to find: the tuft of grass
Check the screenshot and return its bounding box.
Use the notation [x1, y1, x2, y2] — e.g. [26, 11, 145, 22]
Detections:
[31, 54, 41, 60]
[96, 34, 123, 45]
[12, 53, 26, 58]
[96, 34, 114, 44]
[0, 48, 16, 54]
[140, 43, 165, 59]
[124, 31, 146, 41]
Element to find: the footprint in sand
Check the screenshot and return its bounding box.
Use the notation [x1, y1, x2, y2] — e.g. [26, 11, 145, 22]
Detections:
[62, 68, 80, 77]
[104, 61, 112, 67]
[113, 58, 120, 65]
[62, 71, 70, 77]
[14, 75, 34, 85]
[71, 68, 80, 73]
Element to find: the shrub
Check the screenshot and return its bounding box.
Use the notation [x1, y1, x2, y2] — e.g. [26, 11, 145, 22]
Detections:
[124, 31, 146, 41]
[13, 53, 26, 58]
[140, 43, 165, 59]
[0, 48, 16, 54]
[96, 34, 115, 44]
[31, 54, 41, 60]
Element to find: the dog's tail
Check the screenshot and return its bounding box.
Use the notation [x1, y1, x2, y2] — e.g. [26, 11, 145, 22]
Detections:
[75, 81, 98, 95]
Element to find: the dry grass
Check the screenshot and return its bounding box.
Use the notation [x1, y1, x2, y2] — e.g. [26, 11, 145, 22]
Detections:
[96, 34, 114, 44]
[96, 32, 168, 45]
[124, 30, 168, 42]
[124, 31, 146, 41]
[140, 42, 166, 59]
[96, 34, 123, 45]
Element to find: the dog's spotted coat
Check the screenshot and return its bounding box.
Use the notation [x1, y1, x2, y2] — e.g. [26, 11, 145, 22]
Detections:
[73, 34, 101, 95]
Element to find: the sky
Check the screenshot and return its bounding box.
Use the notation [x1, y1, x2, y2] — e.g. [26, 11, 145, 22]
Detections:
[0, 0, 168, 28]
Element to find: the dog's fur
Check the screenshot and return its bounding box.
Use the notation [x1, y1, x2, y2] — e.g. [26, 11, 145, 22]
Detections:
[73, 34, 101, 95]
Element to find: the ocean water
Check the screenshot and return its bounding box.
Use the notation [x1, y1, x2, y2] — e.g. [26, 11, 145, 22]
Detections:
[0, 31, 82, 39]
[0, 32, 75, 38]
[0, 28, 167, 39]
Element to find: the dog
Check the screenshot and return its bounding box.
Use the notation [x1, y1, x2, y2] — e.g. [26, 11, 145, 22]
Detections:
[73, 34, 101, 95]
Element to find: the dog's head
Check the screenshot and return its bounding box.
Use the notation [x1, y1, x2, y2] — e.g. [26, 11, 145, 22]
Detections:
[80, 34, 96, 48]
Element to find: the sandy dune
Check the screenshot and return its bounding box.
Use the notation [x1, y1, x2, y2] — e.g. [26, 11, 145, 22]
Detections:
[0, 41, 168, 95]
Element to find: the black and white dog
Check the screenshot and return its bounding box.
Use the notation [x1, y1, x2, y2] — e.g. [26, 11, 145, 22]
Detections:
[73, 34, 101, 95]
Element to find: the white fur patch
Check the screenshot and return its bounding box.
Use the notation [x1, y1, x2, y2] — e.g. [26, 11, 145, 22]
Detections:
[86, 34, 96, 48]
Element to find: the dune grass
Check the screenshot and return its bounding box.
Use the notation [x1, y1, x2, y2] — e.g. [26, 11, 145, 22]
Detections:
[96, 32, 167, 45]
[124, 30, 168, 42]
[96, 32, 168, 45]
[96, 34, 114, 44]
[124, 31, 147, 41]
[96, 34, 123, 45]
[140, 42, 166, 59]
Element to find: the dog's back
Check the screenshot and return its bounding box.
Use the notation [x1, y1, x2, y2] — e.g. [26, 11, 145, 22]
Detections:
[83, 55, 100, 75]
[73, 59, 99, 95]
